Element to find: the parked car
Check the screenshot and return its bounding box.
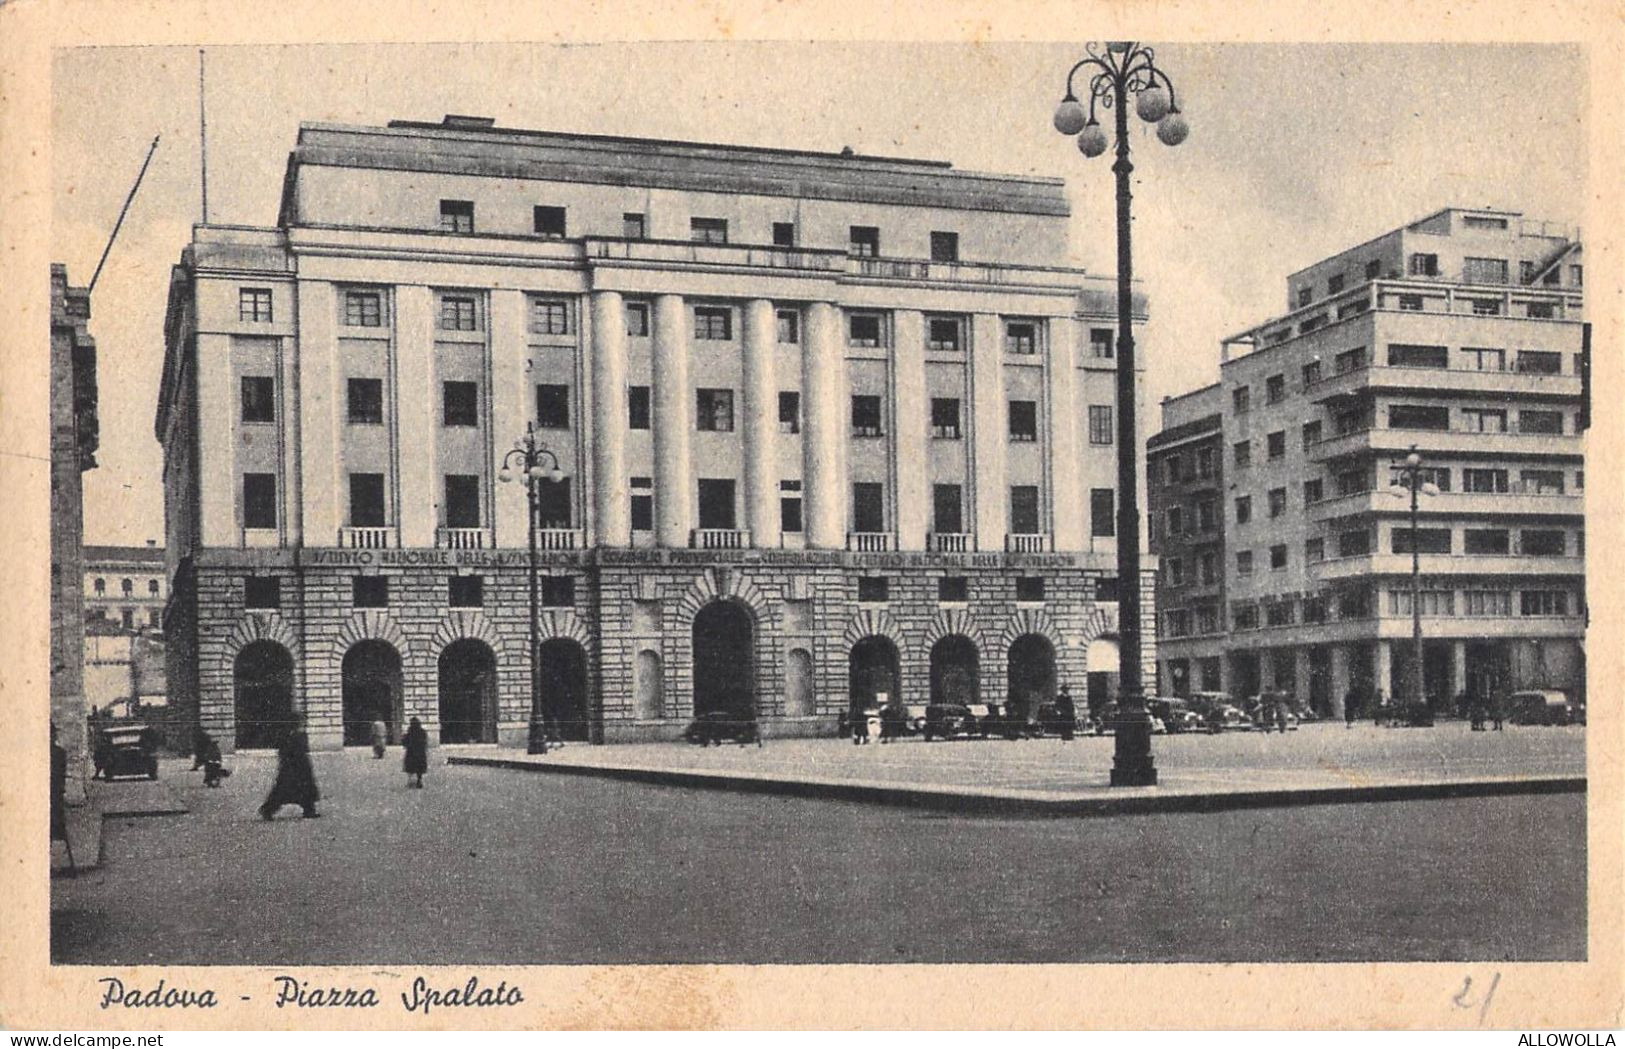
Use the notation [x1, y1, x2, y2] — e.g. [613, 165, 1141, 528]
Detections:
[921, 703, 980, 741]
[92, 724, 160, 781]
[1146, 697, 1204, 734]
[1187, 693, 1248, 733]
[682, 711, 761, 746]
[1245, 692, 1301, 731]
[1088, 703, 1168, 736]
[1509, 690, 1582, 726]
[1035, 701, 1082, 738]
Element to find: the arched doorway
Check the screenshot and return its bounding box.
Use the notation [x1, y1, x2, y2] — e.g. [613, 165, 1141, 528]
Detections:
[234, 641, 294, 750]
[342, 640, 403, 746]
[930, 635, 980, 707]
[849, 636, 901, 714]
[785, 647, 815, 717]
[1007, 633, 1056, 717]
[538, 638, 590, 742]
[1085, 635, 1120, 716]
[692, 601, 754, 717]
[438, 639, 497, 744]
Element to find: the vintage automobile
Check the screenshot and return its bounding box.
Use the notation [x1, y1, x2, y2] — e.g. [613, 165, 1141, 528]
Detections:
[1034, 701, 1082, 738]
[1509, 690, 1583, 726]
[1245, 692, 1301, 731]
[92, 724, 160, 781]
[681, 711, 761, 746]
[1087, 703, 1168, 736]
[1146, 697, 1204, 734]
[921, 703, 980, 741]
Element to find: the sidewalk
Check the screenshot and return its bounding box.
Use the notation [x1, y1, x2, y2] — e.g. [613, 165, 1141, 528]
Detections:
[447, 722, 1586, 816]
[51, 774, 189, 876]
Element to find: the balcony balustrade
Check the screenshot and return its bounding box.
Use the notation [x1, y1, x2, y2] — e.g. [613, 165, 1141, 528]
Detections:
[847, 532, 895, 552]
[338, 526, 393, 549]
[927, 532, 972, 553]
[691, 528, 750, 550]
[537, 528, 582, 551]
[436, 527, 491, 550]
[1005, 533, 1053, 553]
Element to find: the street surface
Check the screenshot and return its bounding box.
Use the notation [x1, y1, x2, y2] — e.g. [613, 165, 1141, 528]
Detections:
[52, 726, 1586, 965]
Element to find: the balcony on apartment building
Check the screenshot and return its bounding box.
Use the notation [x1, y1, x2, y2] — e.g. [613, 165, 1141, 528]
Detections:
[1308, 550, 1583, 581]
[1307, 357, 1582, 405]
[1306, 423, 1583, 463]
[1306, 483, 1583, 522]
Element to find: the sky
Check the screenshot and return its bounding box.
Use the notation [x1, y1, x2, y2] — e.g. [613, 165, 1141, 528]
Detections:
[51, 40, 1586, 546]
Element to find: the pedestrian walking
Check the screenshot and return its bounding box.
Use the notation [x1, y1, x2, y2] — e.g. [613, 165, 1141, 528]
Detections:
[1055, 684, 1077, 741]
[258, 725, 320, 820]
[370, 718, 388, 759]
[191, 724, 211, 771]
[1490, 687, 1507, 731]
[1274, 698, 1289, 734]
[1343, 686, 1359, 729]
[1468, 693, 1486, 731]
[197, 730, 227, 787]
[403, 717, 428, 788]
[851, 703, 871, 745]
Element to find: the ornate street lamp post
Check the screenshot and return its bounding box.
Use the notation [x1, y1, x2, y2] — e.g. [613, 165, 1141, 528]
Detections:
[499, 423, 565, 754]
[1389, 446, 1440, 717]
[1052, 42, 1188, 786]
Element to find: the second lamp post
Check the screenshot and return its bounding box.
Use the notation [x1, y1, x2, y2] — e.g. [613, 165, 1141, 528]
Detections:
[1390, 446, 1440, 718]
[499, 422, 565, 754]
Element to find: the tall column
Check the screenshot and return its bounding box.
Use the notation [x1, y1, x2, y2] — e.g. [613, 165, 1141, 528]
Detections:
[969, 312, 1007, 549]
[1450, 639, 1467, 701]
[802, 301, 846, 549]
[490, 290, 530, 546]
[652, 294, 693, 547]
[741, 299, 780, 547]
[1375, 640, 1394, 702]
[1047, 317, 1083, 551]
[394, 285, 437, 548]
[293, 282, 339, 547]
[1329, 644, 1351, 718]
[591, 290, 631, 546]
[891, 310, 928, 549]
[1295, 646, 1314, 713]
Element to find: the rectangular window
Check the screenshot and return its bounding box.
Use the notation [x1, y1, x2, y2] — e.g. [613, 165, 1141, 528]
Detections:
[630, 477, 653, 532]
[851, 395, 883, 437]
[1521, 529, 1566, 556]
[930, 231, 960, 262]
[1090, 488, 1114, 538]
[1519, 469, 1564, 494]
[1338, 529, 1372, 557]
[1268, 487, 1287, 518]
[1297, 287, 1313, 308]
[628, 386, 651, 429]
[1015, 576, 1045, 603]
[1090, 328, 1115, 359]
[624, 302, 650, 337]
[622, 212, 646, 240]
[239, 288, 273, 323]
[439, 200, 474, 234]
[1088, 404, 1113, 445]
[697, 479, 737, 531]
[536, 384, 570, 429]
[1520, 590, 1568, 616]
[1232, 386, 1251, 413]
[1302, 360, 1322, 387]
[1338, 588, 1372, 619]
[848, 313, 884, 348]
[1233, 604, 1258, 630]
[1335, 347, 1367, 374]
[938, 576, 969, 603]
[690, 217, 728, 244]
[1408, 253, 1439, 277]
[693, 306, 732, 341]
[1265, 374, 1285, 404]
[1365, 259, 1383, 279]
[347, 377, 383, 425]
[1234, 495, 1251, 524]
[1302, 421, 1322, 449]
[1462, 468, 1508, 493]
[438, 295, 479, 331]
[243, 473, 277, 529]
[1198, 498, 1216, 532]
[772, 221, 796, 247]
[849, 225, 880, 257]
[443, 475, 481, 529]
[449, 575, 483, 609]
[695, 388, 735, 432]
[343, 290, 384, 327]
[1236, 551, 1253, 576]
[852, 482, 885, 533]
[1335, 468, 1369, 496]
[1327, 273, 1345, 294]
[1392, 527, 1451, 554]
[1009, 400, 1038, 442]
[780, 481, 803, 534]
[1463, 257, 1509, 285]
[1464, 590, 1512, 616]
[1397, 293, 1424, 312]
[1267, 431, 1286, 459]
[1164, 456, 1183, 485]
[440, 381, 478, 427]
[1464, 528, 1509, 554]
[1166, 506, 1184, 537]
[1200, 551, 1218, 585]
[1464, 347, 1505, 371]
[353, 576, 389, 608]
[1167, 558, 1185, 587]
[533, 205, 567, 238]
[1389, 465, 1450, 492]
[1266, 602, 1293, 626]
[1010, 486, 1040, 534]
[930, 398, 961, 439]
[778, 391, 801, 434]
[541, 577, 575, 609]
[1519, 410, 1564, 435]
[1197, 446, 1215, 478]
[776, 309, 799, 344]
[858, 577, 890, 604]
[1515, 350, 1562, 375]
[1388, 344, 1449, 368]
[1233, 440, 1251, 468]
[241, 376, 275, 423]
[529, 298, 571, 335]
[538, 479, 572, 529]
[1527, 302, 1555, 319]
[1305, 537, 1325, 563]
[1520, 261, 1537, 284]
[926, 316, 963, 352]
[932, 484, 963, 535]
[1389, 404, 1451, 431]
[1270, 544, 1288, 569]
[1570, 265, 1583, 287]
[244, 575, 281, 610]
[1471, 298, 1502, 316]
[1459, 407, 1507, 434]
[1094, 576, 1120, 602]
[1005, 321, 1037, 355]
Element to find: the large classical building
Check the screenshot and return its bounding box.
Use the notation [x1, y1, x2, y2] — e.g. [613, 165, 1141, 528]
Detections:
[84, 542, 167, 632]
[1148, 208, 1586, 714]
[159, 116, 1155, 750]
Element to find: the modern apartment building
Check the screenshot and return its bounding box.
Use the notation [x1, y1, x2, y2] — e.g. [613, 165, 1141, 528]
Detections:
[1150, 207, 1585, 714]
[158, 116, 1155, 750]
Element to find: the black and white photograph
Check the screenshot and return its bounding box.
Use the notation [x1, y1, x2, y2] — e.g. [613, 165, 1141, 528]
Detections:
[7, 0, 1621, 1032]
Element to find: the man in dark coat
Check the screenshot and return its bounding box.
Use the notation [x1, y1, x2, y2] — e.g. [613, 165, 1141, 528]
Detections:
[1344, 686, 1359, 729]
[1054, 684, 1077, 741]
[259, 725, 320, 819]
[197, 731, 226, 787]
[402, 717, 429, 788]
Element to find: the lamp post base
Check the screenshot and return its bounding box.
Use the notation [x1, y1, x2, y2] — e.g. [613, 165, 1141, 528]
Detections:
[1109, 711, 1159, 787]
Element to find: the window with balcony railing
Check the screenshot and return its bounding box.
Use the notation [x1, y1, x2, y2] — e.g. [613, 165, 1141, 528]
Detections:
[1520, 590, 1569, 616]
[1520, 530, 1566, 556]
[1389, 404, 1450, 431]
[1392, 527, 1451, 554]
[930, 398, 960, 440]
[1462, 468, 1508, 493]
[851, 395, 884, 437]
[1463, 257, 1509, 285]
[1515, 350, 1562, 375]
[1459, 408, 1508, 434]
[1388, 344, 1448, 368]
[1334, 347, 1367, 373]
[1464, 528, 1510, 555]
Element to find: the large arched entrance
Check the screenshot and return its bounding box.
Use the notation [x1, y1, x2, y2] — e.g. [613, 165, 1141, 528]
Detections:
[234, 641, 295, 750]
[438, 639, 497, 744]
[1086, 635, 1120, 716]
[342, 640, 403, 746]
[538, 638, 590, 742]
[849, 636, 901, 714]
[1007, 634, 1056, 718]
[692, 601, 754, 717]
[930, 635, 980, 707]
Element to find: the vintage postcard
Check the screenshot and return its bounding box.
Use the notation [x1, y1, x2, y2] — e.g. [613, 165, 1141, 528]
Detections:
[2, 0, 1621, 1032]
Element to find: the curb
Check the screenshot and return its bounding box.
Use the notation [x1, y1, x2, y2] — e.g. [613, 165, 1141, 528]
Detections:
[446, 755, 1585, 817]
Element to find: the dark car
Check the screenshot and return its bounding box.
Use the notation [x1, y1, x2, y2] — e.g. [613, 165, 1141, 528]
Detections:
[922, 703, 979, 741]
[1509, 690, 1581, 726]
[1035, 701, 1081, 738]
[93, 724, 160, 781]
[682, 711, 761, 746]
[1146, 697, 1204, 734]
[1088, 703, 1168, 736]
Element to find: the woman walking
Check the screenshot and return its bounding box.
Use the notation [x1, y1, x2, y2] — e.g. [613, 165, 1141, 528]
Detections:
[403, 717, 429, 788]
[259, 724, 320, 820]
